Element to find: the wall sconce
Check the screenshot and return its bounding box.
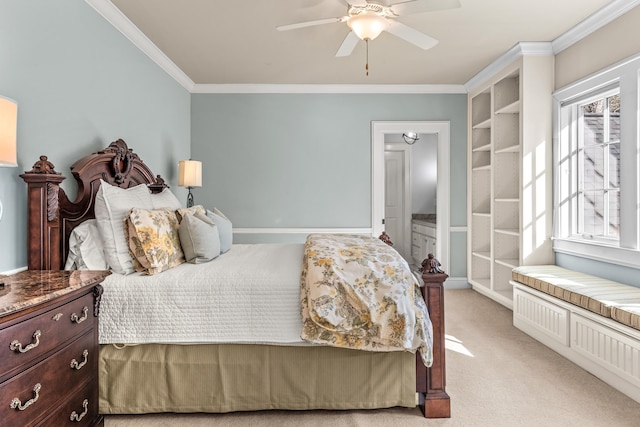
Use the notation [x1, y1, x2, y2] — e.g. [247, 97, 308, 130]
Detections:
[178, 159, 202, 208]
[403, 132, 420, 145]
[0, 96, 18, 222]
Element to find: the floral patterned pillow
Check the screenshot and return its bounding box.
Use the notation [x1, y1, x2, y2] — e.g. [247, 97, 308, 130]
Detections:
[125, 207, 185, 275]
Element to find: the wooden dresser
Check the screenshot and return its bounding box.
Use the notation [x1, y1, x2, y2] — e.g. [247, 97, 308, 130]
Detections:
[0, 270, 109, 427]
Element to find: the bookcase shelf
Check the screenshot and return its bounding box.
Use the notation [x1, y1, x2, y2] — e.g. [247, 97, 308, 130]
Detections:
[467, 54, 555, 310]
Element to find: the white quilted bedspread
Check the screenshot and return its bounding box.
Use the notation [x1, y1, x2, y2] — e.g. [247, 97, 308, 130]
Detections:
[98, 243, 305, 345]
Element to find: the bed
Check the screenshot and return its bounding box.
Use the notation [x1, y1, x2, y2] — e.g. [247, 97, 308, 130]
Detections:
[20, 139, 450, 418]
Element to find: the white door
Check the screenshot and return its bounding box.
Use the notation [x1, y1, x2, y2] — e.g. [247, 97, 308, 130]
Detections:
[384, 150, 408, 260]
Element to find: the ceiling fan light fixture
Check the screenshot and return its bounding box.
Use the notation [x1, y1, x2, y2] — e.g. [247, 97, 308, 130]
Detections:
[347, 11, 389, 41]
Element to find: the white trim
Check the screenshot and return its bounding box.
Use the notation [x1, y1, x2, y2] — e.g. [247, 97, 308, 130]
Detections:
[233, 228, 372, 235]
[84, 0, 466, 95]
[372, 121, 451, 274]
[0, 266, 27, 276]
[464, 42, 553, 93]
[85, 0, 195, 92]
[449, 226, 467, 232]
[552, 0, 640, 53]
[191, 84, 467, 94]
[552, 51, 640, 268]
[465, 0, 640, 93]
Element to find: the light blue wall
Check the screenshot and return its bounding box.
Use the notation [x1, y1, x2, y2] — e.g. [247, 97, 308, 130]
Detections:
[0, 0, 191, 272]
[191, 93, 467, 274]
[556, 254, 640, 287]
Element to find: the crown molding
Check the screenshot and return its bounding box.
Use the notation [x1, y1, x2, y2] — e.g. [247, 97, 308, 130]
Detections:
[552, 0, 640, 53]
[465, 0, 640, 93]
[88, 0, 640, 95]
[191, 84, 467, 94]
[85, 0, 195, 92]
[464, 42, 553, 93]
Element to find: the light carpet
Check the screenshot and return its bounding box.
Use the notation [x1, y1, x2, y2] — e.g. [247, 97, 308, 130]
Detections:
[105, 289, 640, 426]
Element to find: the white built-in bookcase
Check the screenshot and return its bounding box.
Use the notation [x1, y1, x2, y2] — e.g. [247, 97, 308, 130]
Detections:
[467, 55, 555, 309]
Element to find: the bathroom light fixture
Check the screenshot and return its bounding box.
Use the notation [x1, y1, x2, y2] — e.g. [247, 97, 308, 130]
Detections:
[178, 159, 202, 208]
[403, 132, 420, 145]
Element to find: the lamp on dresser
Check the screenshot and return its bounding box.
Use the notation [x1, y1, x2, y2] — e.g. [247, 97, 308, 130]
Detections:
[178, 159, 202, 208]
[0, 95, 18, 222]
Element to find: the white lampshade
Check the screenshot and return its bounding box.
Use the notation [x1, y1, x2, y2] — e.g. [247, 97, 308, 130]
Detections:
[178, 160, 202, 188]
[347, 12, 389, 41]
[0, 96, 17, 167]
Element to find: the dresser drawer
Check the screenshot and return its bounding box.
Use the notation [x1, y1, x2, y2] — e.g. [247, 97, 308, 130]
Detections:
[0, 330, 96, 426]
[37, 380, 99, 427]
[0, 292, 96, 379]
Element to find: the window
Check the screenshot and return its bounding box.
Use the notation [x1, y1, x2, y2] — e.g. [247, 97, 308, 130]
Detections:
[553, 53, 640, 268]
[577, 91, 620, 241]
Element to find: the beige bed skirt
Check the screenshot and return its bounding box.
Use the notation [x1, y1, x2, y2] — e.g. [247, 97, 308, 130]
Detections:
[99, 343, 416, 414]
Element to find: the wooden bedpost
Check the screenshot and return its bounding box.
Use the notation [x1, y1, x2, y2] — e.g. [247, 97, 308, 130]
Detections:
[20, 156, 65, 270]
[418, 271, 450, 418]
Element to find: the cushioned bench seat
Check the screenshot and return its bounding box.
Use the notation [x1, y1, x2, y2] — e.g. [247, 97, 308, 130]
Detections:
[512, 265, 640, 331]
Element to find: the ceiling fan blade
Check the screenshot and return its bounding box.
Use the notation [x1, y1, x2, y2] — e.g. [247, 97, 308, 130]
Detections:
[386, 20, 438, 50]
[276, 17, 345, 31]
[335, 31, 360, 57]
[390, 0, 461, 16]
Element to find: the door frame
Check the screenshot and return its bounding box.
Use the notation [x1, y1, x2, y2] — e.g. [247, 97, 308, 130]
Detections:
[372, 121, 450, 272]
[384, 143, 412, 262]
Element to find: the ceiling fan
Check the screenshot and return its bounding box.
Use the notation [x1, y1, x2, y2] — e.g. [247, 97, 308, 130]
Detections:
[276, 0, 461, 58]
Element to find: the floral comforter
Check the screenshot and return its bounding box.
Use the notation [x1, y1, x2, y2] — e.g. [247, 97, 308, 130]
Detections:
[300, 234, 433, 366]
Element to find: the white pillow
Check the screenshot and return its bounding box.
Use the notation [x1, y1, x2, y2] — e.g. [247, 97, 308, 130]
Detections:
[64, 219, 109, 270]
[179, 212, 221, 264]
[151, 187, 182, 210]
[206, 208, 232, 253]
[94, 180, 153, 274]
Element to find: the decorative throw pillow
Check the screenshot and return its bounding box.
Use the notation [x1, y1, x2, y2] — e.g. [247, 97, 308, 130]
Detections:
[176, 205, 206, 223]
[94, 179, 153, 274]
[125, 207, 185, 275]
[179, 212, 221, 263]
[207, 208, 232, 253]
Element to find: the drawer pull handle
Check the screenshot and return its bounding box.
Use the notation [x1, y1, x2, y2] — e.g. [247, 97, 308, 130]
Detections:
[10, 330, 41, 353]
[70, 349, 89, 370]
[70, 399, 89, 422]
[10, 383, 41, 411]
[70, 306, 88, 324]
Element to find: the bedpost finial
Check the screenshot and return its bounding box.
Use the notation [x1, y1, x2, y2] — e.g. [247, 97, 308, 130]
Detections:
[421, 253, 445, 274]
[378, 231, 393, 246]
[25, 155, 60, 175]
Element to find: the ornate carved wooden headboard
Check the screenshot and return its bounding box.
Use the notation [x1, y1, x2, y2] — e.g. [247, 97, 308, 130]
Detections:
[20, 139, 166, 270]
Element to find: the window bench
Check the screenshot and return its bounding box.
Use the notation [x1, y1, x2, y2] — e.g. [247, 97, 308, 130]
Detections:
[510, 265, 640, 403]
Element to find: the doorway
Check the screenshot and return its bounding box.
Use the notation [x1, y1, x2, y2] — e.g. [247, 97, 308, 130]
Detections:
[372, 121, 450, 273]
[384, 145, 411, 261]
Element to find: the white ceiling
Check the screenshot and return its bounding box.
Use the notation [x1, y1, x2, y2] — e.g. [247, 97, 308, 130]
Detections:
[96, 0, 625, 88]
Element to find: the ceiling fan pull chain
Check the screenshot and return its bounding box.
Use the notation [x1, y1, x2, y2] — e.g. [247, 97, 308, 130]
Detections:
[366, 39, 369, 76]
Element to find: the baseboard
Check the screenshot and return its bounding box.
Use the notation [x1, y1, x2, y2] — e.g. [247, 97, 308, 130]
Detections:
[0, 266, 27, 276]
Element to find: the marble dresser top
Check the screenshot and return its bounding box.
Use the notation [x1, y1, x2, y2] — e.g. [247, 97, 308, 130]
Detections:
[0, 270, 110, 317]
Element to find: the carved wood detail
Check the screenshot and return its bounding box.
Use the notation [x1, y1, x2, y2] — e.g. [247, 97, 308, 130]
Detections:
[93, 284, 104, 317]
[46, 183, 59, 222]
